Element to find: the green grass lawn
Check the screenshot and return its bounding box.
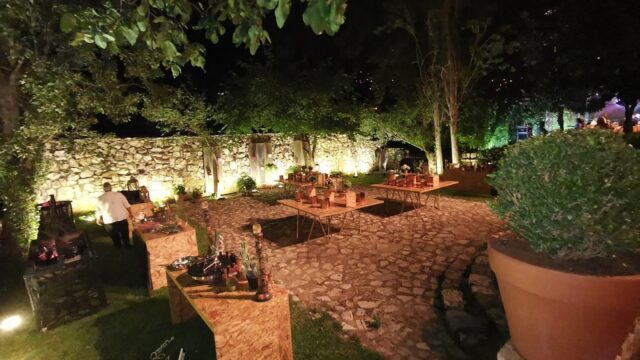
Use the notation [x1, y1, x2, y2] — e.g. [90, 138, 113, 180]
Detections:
[0, 216, 380, 360]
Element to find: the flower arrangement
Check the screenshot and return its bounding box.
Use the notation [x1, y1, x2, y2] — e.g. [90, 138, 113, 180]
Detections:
[400, 164, 411, 173]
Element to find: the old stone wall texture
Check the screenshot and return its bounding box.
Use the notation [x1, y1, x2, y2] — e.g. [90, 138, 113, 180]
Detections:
[39, 134, 382, 210]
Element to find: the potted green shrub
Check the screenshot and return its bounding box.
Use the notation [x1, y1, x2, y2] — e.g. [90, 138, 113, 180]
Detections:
[173, 184, 187, 201]
[240, 241, 259, 290]
[488, 130, 640, 360]
[236, 173, 257, 195]
[191, 188, 202, 200]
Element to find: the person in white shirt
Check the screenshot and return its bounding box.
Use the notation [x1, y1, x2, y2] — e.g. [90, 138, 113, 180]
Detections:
[95, 183, 133, 248]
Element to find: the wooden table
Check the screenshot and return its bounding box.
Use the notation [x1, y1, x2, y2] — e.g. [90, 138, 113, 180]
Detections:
[371, 181, 459, 213]
[281, 180, 314, 194]
[166, 269, 293, 360]
[135, 220, 198, 292]
[128, 202, 155, 238]
[277, 198, 383, 241]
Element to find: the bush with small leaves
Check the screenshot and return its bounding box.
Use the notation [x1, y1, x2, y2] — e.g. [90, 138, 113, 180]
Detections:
[489, 130, 640, 259]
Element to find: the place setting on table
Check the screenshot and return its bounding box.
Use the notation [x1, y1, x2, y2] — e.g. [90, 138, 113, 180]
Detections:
[277, 172, 383, 241]
[163, 223, 294, 360]
[371, 168, 459, 214]
[132, 204, 198, 293]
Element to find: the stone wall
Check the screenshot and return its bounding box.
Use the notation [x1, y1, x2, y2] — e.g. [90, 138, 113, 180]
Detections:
[39, 137, 204, 210]
[39, 134, 382, 210]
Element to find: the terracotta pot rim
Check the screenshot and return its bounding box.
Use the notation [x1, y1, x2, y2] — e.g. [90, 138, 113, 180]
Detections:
[488, 240, 640, 280]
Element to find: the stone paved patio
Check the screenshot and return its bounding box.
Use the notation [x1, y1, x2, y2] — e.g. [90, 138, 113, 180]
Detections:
[182, 186, 507, 359]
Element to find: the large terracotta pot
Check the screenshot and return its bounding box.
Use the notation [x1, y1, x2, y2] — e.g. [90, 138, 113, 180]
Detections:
[489, 243, 640, 360]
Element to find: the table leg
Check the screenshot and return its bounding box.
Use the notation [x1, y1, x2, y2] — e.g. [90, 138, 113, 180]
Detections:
[358, 211, 362, 234]
[435, 190, 441, 209]
[296, 210, 300, 239]
[318, 216, 328, 237]
[400, 191, 407, 213]
[340, 212, 348, 229]
[385, 189, 389, 214]
[307, 217, 316, 242]
[327, 216, 332, 237]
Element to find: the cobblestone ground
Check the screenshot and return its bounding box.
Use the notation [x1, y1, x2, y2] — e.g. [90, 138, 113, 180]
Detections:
[181, 186, 507, 359]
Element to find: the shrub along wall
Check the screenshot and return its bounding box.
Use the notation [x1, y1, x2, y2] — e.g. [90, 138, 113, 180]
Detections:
[38, 134, 382, 210]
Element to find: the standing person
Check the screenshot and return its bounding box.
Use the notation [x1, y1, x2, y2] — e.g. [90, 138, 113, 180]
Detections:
[575, 117, 586, 129]
[95, 183, 133, 248]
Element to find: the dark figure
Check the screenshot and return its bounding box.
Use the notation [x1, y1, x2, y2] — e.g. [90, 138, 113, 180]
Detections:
[539, 121, 548, 136]
[596, 117, 609, 129]
[575, 117, 585, 129]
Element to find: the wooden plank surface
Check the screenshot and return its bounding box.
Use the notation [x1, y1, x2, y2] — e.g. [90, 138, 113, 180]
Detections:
[167, 270, 293, 360]
[277, 199, 353, 217]
[135, 220, 198, 291]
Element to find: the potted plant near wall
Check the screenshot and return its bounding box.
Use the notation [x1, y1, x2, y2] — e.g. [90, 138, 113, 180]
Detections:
[236, 173, 257, 196]
[191, 188, 202, 200]
[173, 184, 187, 202]
[488, 130, 640, 360]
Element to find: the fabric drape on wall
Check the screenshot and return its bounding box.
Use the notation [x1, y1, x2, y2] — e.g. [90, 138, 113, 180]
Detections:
[249, 137, 272, 186]
[203, 146, 219, 195]
[292, 138, 313, 166]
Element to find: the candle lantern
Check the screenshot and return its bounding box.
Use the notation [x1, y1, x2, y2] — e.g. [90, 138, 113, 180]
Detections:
[321, 197, 331, 209]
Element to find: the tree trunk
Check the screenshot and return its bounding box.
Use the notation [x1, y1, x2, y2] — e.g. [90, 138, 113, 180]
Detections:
[0, 69, 23, 254]
[624, 103, 635, 133]
[433, 103, 444, 175]
[449, 109, 459, 167]
[557, 106, 564, 131]
[0, 69, 21, 136]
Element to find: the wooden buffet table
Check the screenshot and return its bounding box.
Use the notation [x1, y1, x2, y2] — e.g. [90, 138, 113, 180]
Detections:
[135, 220, 198, 292]
[127, 202, 155, 238]
[371, 181, 460, 213]
[166, 269, 293, 360]
[277, 198, 383, 241]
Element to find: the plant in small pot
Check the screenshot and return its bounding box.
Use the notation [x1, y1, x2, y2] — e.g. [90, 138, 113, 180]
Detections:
[191, 188, 202, 200]
[240, 241, 259, 290]
[488, 130, 640, 360]
[173, 184, 187, 202]
[236, 173, 257, 196]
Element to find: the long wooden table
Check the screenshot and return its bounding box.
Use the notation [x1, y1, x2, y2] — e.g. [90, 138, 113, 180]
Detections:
[277, 198, 383, 241]
[135, 220, 198, 292]
[166, 269, 293, 360]
[281, 180, 314, 194]
[371, 181, 460, 213]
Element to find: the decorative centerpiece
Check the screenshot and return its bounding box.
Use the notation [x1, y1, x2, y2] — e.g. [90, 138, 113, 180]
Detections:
[304, 186, 316, 198]
[343, 180, 356, 208]
[325, 189, 335, 204]
[252, 224, 272, 302]
[386, 170, 397, 185]
[139, 185, 151, 202]
[400, 164, 411, 175]
[239, 241, 259, 290]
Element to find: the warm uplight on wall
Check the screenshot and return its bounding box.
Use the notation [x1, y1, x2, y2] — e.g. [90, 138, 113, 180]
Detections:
[147, 181, 173, 202]
[316, 161, 332, 174]
[0, 315, 23, 332]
